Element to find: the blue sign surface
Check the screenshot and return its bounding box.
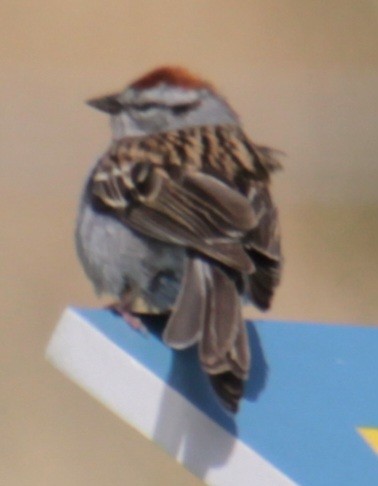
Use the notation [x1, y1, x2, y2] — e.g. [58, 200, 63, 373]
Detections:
[76, 308, 378, 485]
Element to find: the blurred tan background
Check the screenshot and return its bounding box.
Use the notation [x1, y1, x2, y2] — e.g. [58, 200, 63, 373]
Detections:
[1, 1, 378, 485]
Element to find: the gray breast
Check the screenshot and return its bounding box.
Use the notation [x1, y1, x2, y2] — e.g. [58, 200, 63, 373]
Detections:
[75, 195, 184, 310]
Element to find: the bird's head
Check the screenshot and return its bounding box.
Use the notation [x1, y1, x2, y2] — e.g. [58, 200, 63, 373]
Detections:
[87, 66, 239, 139]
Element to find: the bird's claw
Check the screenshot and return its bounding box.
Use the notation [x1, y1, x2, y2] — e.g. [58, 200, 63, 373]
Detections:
[106, 302, 148, 335]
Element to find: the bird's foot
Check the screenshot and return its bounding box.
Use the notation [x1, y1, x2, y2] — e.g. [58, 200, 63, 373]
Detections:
[106, 302, 148, 335]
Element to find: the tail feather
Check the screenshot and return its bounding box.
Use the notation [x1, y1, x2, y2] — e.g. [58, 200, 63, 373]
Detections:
[199, 260, 250, 411]
[163, 257, 205, 349]
[163, 254, 250, 412]
[225, 318, 250, 379]
[199, 264, 242, 366]
[208, 372, 244, 413]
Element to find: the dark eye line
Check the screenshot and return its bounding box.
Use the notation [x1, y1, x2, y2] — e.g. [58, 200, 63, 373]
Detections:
[171, 103, 197, 115]
[127, 101, 198, 114]
[128, 102, 161, 111]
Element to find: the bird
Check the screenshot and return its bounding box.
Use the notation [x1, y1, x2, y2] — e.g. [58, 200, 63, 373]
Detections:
[75, 66, 282, 413]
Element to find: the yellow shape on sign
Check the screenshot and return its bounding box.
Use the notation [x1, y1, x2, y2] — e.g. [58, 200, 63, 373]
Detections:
[358, 428, 378, 455]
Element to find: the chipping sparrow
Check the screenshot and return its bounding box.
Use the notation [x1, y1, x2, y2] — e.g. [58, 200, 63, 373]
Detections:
[76, 66, 282, 412]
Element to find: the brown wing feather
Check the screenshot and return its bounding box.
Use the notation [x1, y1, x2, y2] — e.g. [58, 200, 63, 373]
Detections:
[244, 184, 282, 309]
[91, 123, 282, 305]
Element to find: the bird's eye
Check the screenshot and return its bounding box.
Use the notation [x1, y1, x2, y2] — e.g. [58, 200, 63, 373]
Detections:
[171, 102, 198, 115]
[130, 102, 161, 112]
